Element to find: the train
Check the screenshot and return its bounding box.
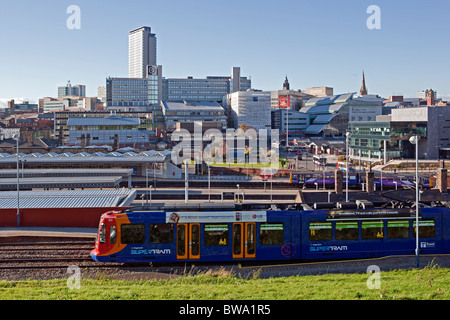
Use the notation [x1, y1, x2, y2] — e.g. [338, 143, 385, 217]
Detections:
[290, 171, 432, 189]
[91, 207, 450, 263]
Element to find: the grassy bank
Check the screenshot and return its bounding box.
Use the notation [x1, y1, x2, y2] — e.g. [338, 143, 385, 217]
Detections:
[1, 266, 449, 300]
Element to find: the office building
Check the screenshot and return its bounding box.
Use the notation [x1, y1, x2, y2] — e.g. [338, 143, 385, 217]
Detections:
[161, 100, 226, 131]
[67, 115, 155, 149]
[349, 106, 450, 162]
[58, 81, 86, 98]
[105, 71, 164, 129]
[348, 94, 385, 122]
[54, 110, 156, 144]
[129, 26, 157, 78]
[41, 97, 85, 113]
[348, 116, 393, 164]
[163, 67, 251, 103]
[271, 109, 310, 133]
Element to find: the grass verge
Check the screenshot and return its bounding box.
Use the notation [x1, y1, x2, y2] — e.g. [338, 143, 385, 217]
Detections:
[0, 265, 449, 300]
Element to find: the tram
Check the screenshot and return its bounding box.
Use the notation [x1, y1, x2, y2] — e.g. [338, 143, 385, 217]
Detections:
[91, 207, 450, 263]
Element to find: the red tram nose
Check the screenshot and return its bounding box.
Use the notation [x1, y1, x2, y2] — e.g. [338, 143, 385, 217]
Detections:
[93, 212, 119, 256]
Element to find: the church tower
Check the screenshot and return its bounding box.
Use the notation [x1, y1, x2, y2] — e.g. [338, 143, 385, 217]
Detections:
[360, 71, 368, 96]
[427, 89, 435, 106]
[283, 75, 290, 90]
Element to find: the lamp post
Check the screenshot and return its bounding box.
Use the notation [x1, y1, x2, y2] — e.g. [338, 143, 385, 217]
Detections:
[207, 164, 211, 202]
[149, 185, 152, 205]
[185, 160, 189, 204]
[409, 135, 420, 268]
[145, 168, 149, 205]
[12, 133, 20, 227]
[345, 131, 352, 202]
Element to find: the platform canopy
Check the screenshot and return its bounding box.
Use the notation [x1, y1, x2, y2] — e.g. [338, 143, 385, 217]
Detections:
[0, 189, 136, 209]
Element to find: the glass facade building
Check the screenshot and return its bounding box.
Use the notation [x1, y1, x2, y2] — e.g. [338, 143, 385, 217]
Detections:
[162, 76, 251, 103]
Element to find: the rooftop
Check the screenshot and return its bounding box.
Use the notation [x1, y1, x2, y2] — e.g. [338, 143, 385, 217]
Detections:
[67, 115, 140, 126]
[162, 100, 224, 111]
[304, 93, 353, 107]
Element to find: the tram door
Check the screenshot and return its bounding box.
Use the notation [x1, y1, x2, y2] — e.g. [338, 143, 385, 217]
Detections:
[176, 223, 200, 260]
[232, 223, 256, 259]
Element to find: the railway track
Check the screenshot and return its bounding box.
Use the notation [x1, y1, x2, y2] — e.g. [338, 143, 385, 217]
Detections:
[0, 241, 127, 280]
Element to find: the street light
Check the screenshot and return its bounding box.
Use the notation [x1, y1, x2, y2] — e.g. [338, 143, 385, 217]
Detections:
[12, 133, 20, 227]
[345, 131, 352, 202]
[409, 135, 420, 268]
[145, 168, 149, 205]
[207, 164, 211, 202]
[185, 160, 189, 204]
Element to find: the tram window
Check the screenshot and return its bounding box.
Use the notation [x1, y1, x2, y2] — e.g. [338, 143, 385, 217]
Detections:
[110, 226, 117, 244]
[205, 224, 229, 246]
[121, 224, 145, 244]
[335, 221, 359, 240]
[99, 223, 106, 244]
[149, 224, 174, 244]
[361, 221, 384, 240]
[260, 223, 284, 245]
[414, 220, 435, 238]
[387, 220, 410, 239]
[309, 222, 332, 241]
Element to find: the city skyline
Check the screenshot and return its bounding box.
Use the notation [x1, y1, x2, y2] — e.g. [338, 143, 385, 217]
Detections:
[1, 0, 450, 107]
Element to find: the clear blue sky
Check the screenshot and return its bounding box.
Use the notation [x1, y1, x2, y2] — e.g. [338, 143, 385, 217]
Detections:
[1, 0, 449, 105]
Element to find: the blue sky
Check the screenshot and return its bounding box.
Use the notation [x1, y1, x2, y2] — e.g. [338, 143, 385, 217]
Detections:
[1, 0, 449, 106]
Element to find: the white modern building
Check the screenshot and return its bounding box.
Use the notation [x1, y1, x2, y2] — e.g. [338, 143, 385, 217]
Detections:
[129, 26, 157, 78]
[224, 90, 272, 130]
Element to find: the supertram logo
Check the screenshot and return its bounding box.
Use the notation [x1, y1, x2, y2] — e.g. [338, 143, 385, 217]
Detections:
[131, 249, 171, 255]
[309, 245, 348, 252]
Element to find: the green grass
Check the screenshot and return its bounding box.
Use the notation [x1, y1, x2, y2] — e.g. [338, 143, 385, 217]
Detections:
[1, 264, 450, 300]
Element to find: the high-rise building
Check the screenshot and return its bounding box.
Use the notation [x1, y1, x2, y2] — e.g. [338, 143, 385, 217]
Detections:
[58, 81, 86, 98]
[129, 26, 157, 78]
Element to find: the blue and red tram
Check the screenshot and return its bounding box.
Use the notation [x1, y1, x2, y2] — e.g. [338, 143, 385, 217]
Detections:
[91, 207, 450, 263]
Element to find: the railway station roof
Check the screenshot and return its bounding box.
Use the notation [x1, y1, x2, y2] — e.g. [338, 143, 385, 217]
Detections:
[0, 149, 172, 164]
[0, 176, 123, 190]
[0, 189, 136, 209]
[0, 168, 133, 178]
